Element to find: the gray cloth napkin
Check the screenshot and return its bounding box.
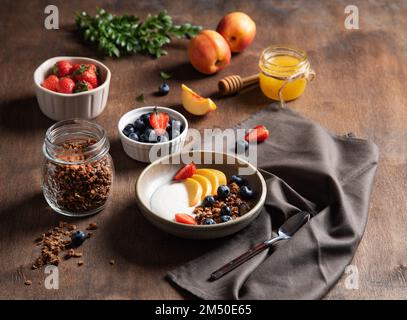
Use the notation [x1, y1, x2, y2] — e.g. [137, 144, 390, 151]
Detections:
[167, 105, 379, 299]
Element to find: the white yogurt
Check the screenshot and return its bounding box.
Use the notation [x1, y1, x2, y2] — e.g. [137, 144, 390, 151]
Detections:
[150, 182, 196, 221]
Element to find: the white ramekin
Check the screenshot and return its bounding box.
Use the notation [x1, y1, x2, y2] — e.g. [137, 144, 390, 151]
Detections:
[118, 106, 188, 163]
[33, 56, 111, 121]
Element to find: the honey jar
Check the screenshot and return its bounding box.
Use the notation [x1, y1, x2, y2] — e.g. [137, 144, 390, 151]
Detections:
[259, 46, 315, 103]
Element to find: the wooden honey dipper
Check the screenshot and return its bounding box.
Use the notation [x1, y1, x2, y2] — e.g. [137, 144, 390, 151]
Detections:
[218, 74, 259, 96]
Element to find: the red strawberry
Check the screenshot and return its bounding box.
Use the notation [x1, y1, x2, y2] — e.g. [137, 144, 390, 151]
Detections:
[175, 213, 197, 225]
[245, 125, 269, 143]
[53, 60, 73, 77]
[149, 108, 169, 135]
[73, 65, 98, 88]
[41, 75, 59, 92]
[74, 80, 93, 93]
[56, 77, 75, 94]
[73, 63, 97, 73]
[173, 163, 196, 181]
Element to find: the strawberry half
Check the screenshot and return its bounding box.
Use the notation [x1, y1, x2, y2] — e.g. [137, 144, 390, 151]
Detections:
[149, 108, 169, 135]
[53, 60, 73, 77]
[175, 213, 197, 225]
[42, 75, 59, 92]
[245, 125, 269, 143]
[173, 163, 196, 181]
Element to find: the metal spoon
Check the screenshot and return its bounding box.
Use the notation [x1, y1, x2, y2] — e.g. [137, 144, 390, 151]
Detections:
[210, 211, 311, 281]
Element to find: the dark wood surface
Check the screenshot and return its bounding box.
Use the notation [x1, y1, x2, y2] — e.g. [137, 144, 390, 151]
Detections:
[1, 0, 406, 299]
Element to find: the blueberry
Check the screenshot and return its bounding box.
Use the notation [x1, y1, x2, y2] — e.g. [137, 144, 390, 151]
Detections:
[221, 205, 231, 216]
[220, 215, 233, 223]
[240, 185, 254, 199]
[71, 230, 86, 246]
[235, 140, 249, 154]
[203, 218, 216, 225]
[122, 124, 135, 137]
[133, 118, 146, 132]
[140, 113, 152, 127]
[203, 195, 216, 207]
[145, 128, 157, 143]
[217, 185, 230, 199]
[158, 83, 170, 96]
[128, 132, 139, 141]
[139, 133, 148, 142]
[166, 121, 172, 132]
[157, 135, 169, 143]
[230, 175, 245, 186]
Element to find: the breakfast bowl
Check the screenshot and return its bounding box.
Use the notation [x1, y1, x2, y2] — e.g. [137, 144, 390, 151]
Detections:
[33, 56, 111, 121]
[118, 106, 188, 163]
[135, 150, 267, 239]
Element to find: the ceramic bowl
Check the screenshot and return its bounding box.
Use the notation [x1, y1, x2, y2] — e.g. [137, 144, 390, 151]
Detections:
[135, 150, 267, 239]
[33, 56, 111, 121]
[118, 106, 188, 163]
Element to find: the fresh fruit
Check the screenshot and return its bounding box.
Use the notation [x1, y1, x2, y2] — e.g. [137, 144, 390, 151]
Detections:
[217, 185, 230, 199]
[140, 113, 152, 128]
[158, 83, 170, 96]
[216, 12, 256, 53]
[184, 178, 203, 206]
[157, 135, 169, 143]
[74, 80, 93, 93]
[133, 118, 146, 132]
[144, 128, 158, 142]
[41, 75, 59, 92]
[123, 124, 135, 136]
[181, 84, 217, 116]
[231, 175, 246, 186]
[73, 64, 98, 88]
[235, 140, 249, 153]
[220, 215, 233, 223]
[203, 195, 216, 207]
[71, 230, 86, 246]
[149, 108, 169, 135]
[240, 185, 254, 199]
[208, 169, 227, 186]
[203, 218, 216, 225]
[195, 168, 219, 195]
[128, 132, 139, 141]
[175, 213, 197, 225]
[191, 174, 212, 200]
[56, 77, 75, 94]
[188, 29, 231, 74]
[245, 125, 269, 143]
[221, 205, 231, 216]
[53, 60, 73, 77]
[174, 163, 197, 181]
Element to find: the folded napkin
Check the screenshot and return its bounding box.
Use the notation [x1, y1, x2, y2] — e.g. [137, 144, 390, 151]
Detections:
[167, 105, 379, 299]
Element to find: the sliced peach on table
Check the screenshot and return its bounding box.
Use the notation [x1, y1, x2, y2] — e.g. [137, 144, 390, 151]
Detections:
[181, 84, 217, 116]
[184, 178, 203, 206]
[207, 169, 227, 186]
[191, 174, 212, 200]
[195, 169, 219, 195]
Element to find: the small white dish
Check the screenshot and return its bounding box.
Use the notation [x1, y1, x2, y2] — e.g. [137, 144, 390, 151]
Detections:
[33, 56, 111, 121]
[118, 106, 188, 163]
[135, 150, 267, 239]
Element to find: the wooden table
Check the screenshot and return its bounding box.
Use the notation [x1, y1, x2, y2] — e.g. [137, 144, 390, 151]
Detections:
[1, 0, 406, 299]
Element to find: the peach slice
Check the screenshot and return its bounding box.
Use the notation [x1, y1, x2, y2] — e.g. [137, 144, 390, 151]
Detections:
[195, 169, 219, 195]
[191, 174, 212, 200]
[207, 169, 227, 186]
[184, 178, 203, 206]
[181, 84, 217, 116]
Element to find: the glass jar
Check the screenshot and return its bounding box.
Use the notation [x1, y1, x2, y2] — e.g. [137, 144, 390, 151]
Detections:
[259, 46, 315, 104]
[42, 119, 114, 217]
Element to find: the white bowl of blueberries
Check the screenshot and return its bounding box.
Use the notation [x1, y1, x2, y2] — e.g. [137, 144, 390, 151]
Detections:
[118, 106, 188, 163]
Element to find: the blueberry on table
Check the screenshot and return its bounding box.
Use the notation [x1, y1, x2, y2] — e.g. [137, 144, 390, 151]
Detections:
[220, 215, 233, 223]
[230, 175, 245, 186]
[157, 135, 169, 143]
[133, 118, 146, 132]
[128, 132, 139, 141]
[203, 218, 216, 225]
[71, 230, 86, 246]
[221, 205, 231, 216]
[140, 113, 152, 127]
[203, 195, 216, 207]
[122, 124, 135, 137]
[217, 185, 230, 199]
[235, 140, 249, 154]
[158, 83, 170, 96]
[240, 185, 254, 199]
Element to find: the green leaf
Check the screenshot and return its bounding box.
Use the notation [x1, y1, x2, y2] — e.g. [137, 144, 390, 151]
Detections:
[136, 94, 145, 102]
[160, 71, 172, 80]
